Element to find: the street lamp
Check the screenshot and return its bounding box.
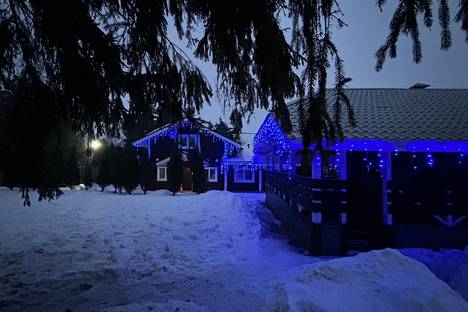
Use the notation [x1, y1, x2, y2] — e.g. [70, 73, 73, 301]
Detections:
[90, 139, 102, 151]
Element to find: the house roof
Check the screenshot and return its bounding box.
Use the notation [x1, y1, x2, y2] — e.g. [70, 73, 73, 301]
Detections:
[286, 88, 468, 142]
[133, 119, 242, 148]
[223, 133, 255, 163]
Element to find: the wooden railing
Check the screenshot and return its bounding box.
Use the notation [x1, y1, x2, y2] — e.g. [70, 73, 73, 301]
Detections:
[265, 171, 348, 224]
[388, 179, 468, 226]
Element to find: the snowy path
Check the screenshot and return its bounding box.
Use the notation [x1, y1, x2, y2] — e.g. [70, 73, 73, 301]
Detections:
[1, 188, 467, 312]
[0, 189, 313, 312]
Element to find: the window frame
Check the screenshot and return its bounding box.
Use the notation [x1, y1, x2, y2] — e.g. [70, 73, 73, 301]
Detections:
[157, 166, 167, 181]
[205, 167, 218, 183]
[234, 166, 255, 183]
[178, 133, 198, 150]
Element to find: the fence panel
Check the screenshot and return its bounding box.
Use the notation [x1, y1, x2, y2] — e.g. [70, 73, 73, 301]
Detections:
[388, 179, 468, 226]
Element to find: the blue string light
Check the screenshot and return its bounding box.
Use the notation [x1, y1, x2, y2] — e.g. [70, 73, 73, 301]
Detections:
[426, 153, 434, 167]
[253, 114, 291, 162]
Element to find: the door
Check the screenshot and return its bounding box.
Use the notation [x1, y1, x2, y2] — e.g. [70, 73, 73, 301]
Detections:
[182, 167, 193, 191]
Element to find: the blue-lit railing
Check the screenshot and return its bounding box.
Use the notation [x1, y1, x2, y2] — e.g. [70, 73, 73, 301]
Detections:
[264, 171, 348, 224]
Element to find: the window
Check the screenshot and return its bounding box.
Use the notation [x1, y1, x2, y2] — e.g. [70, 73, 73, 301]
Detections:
[234, 166, 255, 183]
[179, 134, 198, 149]
[205, 167, 218, 182]
[157, 166, 167, 181]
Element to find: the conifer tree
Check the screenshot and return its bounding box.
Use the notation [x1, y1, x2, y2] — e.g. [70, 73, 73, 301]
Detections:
[83, 162, 93, 190]
[122, 144, 139, 195]
[167, 145, 183, 196]
[189, 150, 208, 194]
[212, 118, 241, 143]
[97, 145, 113, 192]
[2, 0, 467, 203]
[137, 148, 155, 194]
[43, 128, 67, 189]
[65, 145, 81, 188]
[110, 146, 124, 194]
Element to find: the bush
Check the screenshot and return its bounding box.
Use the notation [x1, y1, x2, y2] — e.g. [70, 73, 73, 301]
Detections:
[110, 146, 124, 193]
[65, 145, 81, 188]
[122, 144, 139, 194]
[137, 147, 155, 194]
[83, 162, 93, 190]
[97, 145, 113, 192]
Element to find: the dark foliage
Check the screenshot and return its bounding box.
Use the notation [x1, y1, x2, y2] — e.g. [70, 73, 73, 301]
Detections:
[96, 144, 113, 192]
[1, 0, 466, 203]
[110, 146, 125, 194]
[137, 148, 155, 195]
[122, 144, 139, 194]
[189, 150, 208, 193]
[211, 118, 241, 143]
[83, 162, 93, 190]
[65, 145, 81, 187]
[123, 108, 162, 144]
[376, 0, 468, 70]
[167, 145, 183, 196]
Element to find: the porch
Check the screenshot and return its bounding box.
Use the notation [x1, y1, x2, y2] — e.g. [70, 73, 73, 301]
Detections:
[264, 170, 468, 256]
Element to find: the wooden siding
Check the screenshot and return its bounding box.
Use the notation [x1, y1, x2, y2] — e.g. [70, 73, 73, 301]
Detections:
[226, 167, 260, 192]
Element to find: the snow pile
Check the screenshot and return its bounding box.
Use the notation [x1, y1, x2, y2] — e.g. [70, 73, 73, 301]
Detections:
[152, 189, 173, 196]
[402, 247, 468, 300]
[266, 249, 468, 312]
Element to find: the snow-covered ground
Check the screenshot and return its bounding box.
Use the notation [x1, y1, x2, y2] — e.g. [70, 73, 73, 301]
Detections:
[0, 188, 467, 312]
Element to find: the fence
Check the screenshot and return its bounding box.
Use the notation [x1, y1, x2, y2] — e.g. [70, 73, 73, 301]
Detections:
[265, 171, 468, 254]
[265, 171, 349, 224]
[388, 179, 468, 227]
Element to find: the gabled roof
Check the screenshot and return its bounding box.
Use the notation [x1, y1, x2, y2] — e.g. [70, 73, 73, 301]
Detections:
[286, 88, 468, 142]
[133, 119, 242, 148]
[223, 133, 255, 163]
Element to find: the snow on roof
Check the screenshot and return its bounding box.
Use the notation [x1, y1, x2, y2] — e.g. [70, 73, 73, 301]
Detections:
[133, 119, 242, 148]
[223, 132, 255, 163]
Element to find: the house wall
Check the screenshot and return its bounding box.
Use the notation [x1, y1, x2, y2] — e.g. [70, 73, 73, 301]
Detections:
[226, 167, 261, 192]
[145, 125, 239, 191]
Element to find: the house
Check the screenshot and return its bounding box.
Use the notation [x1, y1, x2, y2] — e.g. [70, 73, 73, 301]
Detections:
[253, 86, 468, 255]
[132, 119, 263, 192]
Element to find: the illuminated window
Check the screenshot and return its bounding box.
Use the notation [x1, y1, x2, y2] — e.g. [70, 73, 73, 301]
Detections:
[205, 167, 218, 182]
[157, 166, 167, 181]
[234, 166, 255, 183]
[179, 134, 198, 149]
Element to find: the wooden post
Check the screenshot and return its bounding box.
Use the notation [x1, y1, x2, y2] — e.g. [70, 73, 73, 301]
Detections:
[382, 152, 392, 225]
